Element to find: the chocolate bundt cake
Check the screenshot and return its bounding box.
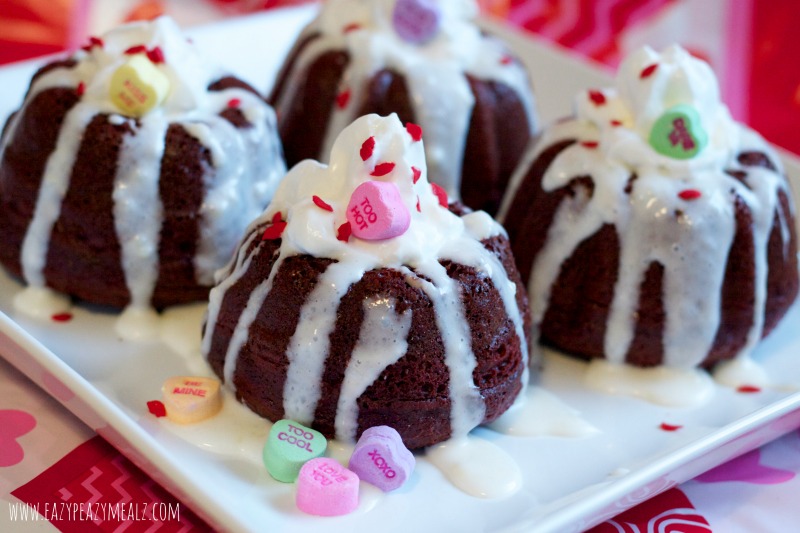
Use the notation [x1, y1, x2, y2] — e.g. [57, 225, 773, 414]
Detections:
[0, 17, 285, 331]
[499, 45, 798, 369]
[202, 113, 530, 449]
[269, 0, 536, 215]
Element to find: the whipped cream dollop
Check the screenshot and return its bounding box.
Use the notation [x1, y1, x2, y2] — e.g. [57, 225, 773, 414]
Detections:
[204, 113, 528, 443]
[273, 0, 536, 199]
[5, 16, 284, 339]
[500, 45, 794, 370]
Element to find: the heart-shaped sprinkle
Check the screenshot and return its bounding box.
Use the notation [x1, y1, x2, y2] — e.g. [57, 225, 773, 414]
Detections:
[737, 385, 762, 393]
[649, 104, 708, 159]
[392, 0, 442, 45]
[678, 189, 702, 200]
[337, 222, 352, 242]
[336, 88, 351, 110]
[161, 376, 222, 424]
[262, 214, 287, 240]
[263, 420, 327, 483]
[588, 90, 606, 106]
[346, 181, 410, 240]
[76, 83, 85, 97]
[147, 400, 166, 418]
[500, 54, 514, 65]
[406, 122, 423, 142]
[146, 46, 165, 64]
[227, 98, 241, 108]
[110, 55, 170, 117]
[430, 183, 448, 208]
[125, 44, 147, 55]
[296, 458, 359, 516]
[371, 162, 396, 177]
[416, 196, 421, 212]
[411, 166, 422, 184]
[313, 195, 333, 212]
[348, 426, 415, 492]
[51, 312, 73, 322]
[360, 136, 375, 161]
[610, 119, 623, 127]
[660, 422, 682, 432]
[81, 36, 104, 52]
[581, 141, 599, 149]
[640, 63, 658, 79]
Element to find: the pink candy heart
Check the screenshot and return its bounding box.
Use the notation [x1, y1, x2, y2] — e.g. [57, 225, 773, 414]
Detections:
[346, 181, 410, 241]
[392, 0, 442, 45]
[0, 410, 36, 467]
[296, 458, 359, 516]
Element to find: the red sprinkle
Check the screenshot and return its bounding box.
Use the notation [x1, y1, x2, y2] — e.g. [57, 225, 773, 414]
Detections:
[147, 46, 165, 64]
[660, 423, 682, 432]
[272, 212, 282, 224]
[610, 120, 623, 127]
[336, 89, 351, 110]
[312, 195, 333, 212]
[262, 221, 287, 240]
[406, 122, 423, 142]
[416, 196, 421, 212]
[737, 385, 762, 394]
[227, 98, 241, 108]
[371, 162, 396, 177]
[581, 141, 599, 149]
[411, 166, 422, 184]
[90, 36, 104, 47]
[640, 63, 659, 79]
[337, 222, 352, 242]
[431, 183, 448, 208]
[124, 45, 147, 55]
[678, 189, 702, 200]
[588, 90, 606, 106]
[360, 136, 375, 161]
[51, 312, 73, 322]
[76, 83, 85, 96]
[147, 400, 167, 418]
[343, 23, 362, 33]
[500, 54, 513, 65]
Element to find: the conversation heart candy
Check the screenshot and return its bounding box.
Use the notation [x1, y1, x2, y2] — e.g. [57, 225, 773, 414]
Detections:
[296, 458, 359, 516]
[648, 104, 708, 159]
[346, 181, 410, 241]
[348, 426, 415, 492]
[263, 419, 327, 483]
[393, 0, 442, 45]
[110, 54, 170, 117]
[161, 376, 222, 424]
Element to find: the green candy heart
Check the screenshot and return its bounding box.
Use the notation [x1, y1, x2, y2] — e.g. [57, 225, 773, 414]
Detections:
[263, 419, 327, 483]
[648, 105, 708, 160]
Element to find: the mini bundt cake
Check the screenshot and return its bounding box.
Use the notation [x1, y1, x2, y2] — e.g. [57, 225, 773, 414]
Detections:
[0, 17, 285, 328]
[202, 113, 530, 449]
[269, 0, 536, 215]
[499, 45, 798, 369]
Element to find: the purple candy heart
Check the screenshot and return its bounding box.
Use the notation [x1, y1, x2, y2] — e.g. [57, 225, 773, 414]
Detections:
[348, 426, 415, 492]
[392, 0, 442, 45]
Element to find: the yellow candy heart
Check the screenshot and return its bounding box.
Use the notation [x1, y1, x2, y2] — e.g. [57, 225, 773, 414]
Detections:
[161, 376, 222, 424]
[110, 54, 170, 117]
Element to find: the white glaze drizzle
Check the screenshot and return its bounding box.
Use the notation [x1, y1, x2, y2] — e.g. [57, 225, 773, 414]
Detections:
[202, 113, 528, 443]
[500, 45, 794, 369]
[4, 16, 284, 332]
[273, 0, 536, 200]
[334, 296, 412, 441]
